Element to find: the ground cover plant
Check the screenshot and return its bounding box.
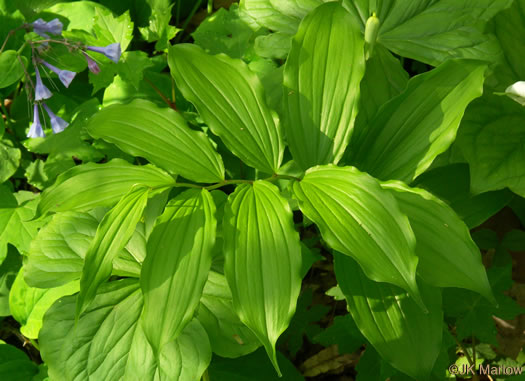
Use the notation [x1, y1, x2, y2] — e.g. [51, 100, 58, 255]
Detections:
[1, 0, 525, 380]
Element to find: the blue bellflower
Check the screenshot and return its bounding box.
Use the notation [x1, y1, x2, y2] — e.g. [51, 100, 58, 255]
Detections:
[43, 103, 68, 133]
[83, 52, 101, 74]
[86, 43, 122, 63]
[32, 18, 63, 39]
[27, 104, 45, 138]
[34, 67, 52, 101]
[40, 60, 76, 88]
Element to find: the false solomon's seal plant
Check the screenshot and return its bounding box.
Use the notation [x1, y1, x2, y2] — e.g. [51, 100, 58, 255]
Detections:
[8, 0, 515, 380]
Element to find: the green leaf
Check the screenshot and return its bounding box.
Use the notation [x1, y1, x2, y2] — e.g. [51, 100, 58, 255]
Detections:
[381, 180, 494, 303]
[9, 268, 79, 339]
[283, 2, 365, 170]
[25, 209, 142, 289]
[353, 59, 486, 183]
[77, 185, 149, 316]
[139, 0, 180, 51]
[293, 165, 423, 307]
[169, 43, 284, 174]
[24, 156, 75, 191]
[0, 188, 42, 261]
[39, 279, 211, 381]
[116, 51, 154, 90]
[87, 99, 224, 183]
[208, 348, 304, 381]
[413, 163, 513, 229]
[0, 342, 38, 380]
[379, 0, 512, 66]
[37, 158, 174, 216]
[335, 253, 443, 381]
[193, 5, 255, 59]
[488, 0, 525, 90]
[141, 189, 216, 356]
[0, 139, 20, 183]
[254, 33, 291, 60]
[224, 181, 302, 375]
[92, 7, 134, 51]
[312, 314, 364, 355]
[0, 245, 22, 316]
[347, 45, 408, 159]
[444, 255, 525, 345]
[456, 94, 525, 197]
[0, 51, 25, 89]
[197, 271, 261, 358]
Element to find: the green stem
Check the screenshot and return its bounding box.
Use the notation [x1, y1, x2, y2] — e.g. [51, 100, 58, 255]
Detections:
[175, 0, 203, 43]
[206, 179, 253, 191]
[207, 0, 213, 13]
[171, 174, 300, 192]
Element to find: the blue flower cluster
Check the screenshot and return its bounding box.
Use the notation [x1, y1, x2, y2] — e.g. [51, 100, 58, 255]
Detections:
[27, 18, 122, 138]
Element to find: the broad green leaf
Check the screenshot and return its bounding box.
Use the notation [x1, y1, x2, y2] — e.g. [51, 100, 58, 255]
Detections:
[87, 99, 224, 183]
[413, 163, 513, 229]
[92, 7, 133, 51]
[193, 5, 255, 59]
[208, 348, 305, 381]
[39, 279, 211, 381]
[9, 268, 79, 339]
[0, 51, 25, 89]
[240, 0, 305, 34]
[347, 45, 408, 158]
[77, 186, 149, 316]
[335, 254, 443, 381]
[381, 181, 494, 303]
[0, 188, 42, 261]
[37, 158, 174, 216]
[379, 0, 512, 66]
[25, 209, 142, 289]
[353, 59, 486, 183]
[456, 94, 525, 197]
[141, 189, 216, 356]
[43, 1, 107, 32]
[223, 181, 302, 375]
[139, 0, 180, 51]
[0, 342, 38, 380]
[169, 43, 283, 174]
[283, 2, 365, 169]
[293, 165, 422, 307]
[488, 0, 525, 90]
[197, 271, 261, 358]
[0, 140, 20, 185]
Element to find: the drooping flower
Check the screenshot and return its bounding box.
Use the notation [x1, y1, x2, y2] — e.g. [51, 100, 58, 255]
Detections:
[43, 103, 68, 133]
[40, 60, 76, 88]
[27, 104, 45, 138]
[32, 18, 63, 38]
[505, 81, 525, 106]
[83, 52, 100, 74]
[34, 67, 52, 101]
[86, 43, 121, 64]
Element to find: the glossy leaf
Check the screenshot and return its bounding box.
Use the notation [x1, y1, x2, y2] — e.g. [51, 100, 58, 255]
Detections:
[335, 254, 443, 381]
[379, 0, 512, 66]
[87, 99, 224, 183]
[37, 159, 174, 216]
[283, 2, 365, 169]
[169, 43, 283, 174]
[0, 140, 20, 183]
[223, 181, 302, 375]
[381, 181, 495, 303]
[25, 209, 142, 289]
[197, 271, 261, 358]
[9, 268, 79, 339]
[353, 59, 486, 182]
[77, 186, 149, 316]
[293, 166, 423, 307]
[141, 189, 216, 356]
[456, 94, 525, 197]
[39, 279, 211, 381]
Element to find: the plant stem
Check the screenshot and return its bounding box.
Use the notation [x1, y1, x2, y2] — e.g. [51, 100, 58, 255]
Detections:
[144, 77, 177, 110]
[0, 100, 11, 127]
[206, 179, 253, 191]
[175, 0, 203, 43]
[0, 25, 28, 54]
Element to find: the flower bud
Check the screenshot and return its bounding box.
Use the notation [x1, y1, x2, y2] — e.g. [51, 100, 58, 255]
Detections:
[83, 53, 100, 74]
[32, 18, 63, 38]
[27, 104, 45, 138]
[505, 81, 525, 106]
